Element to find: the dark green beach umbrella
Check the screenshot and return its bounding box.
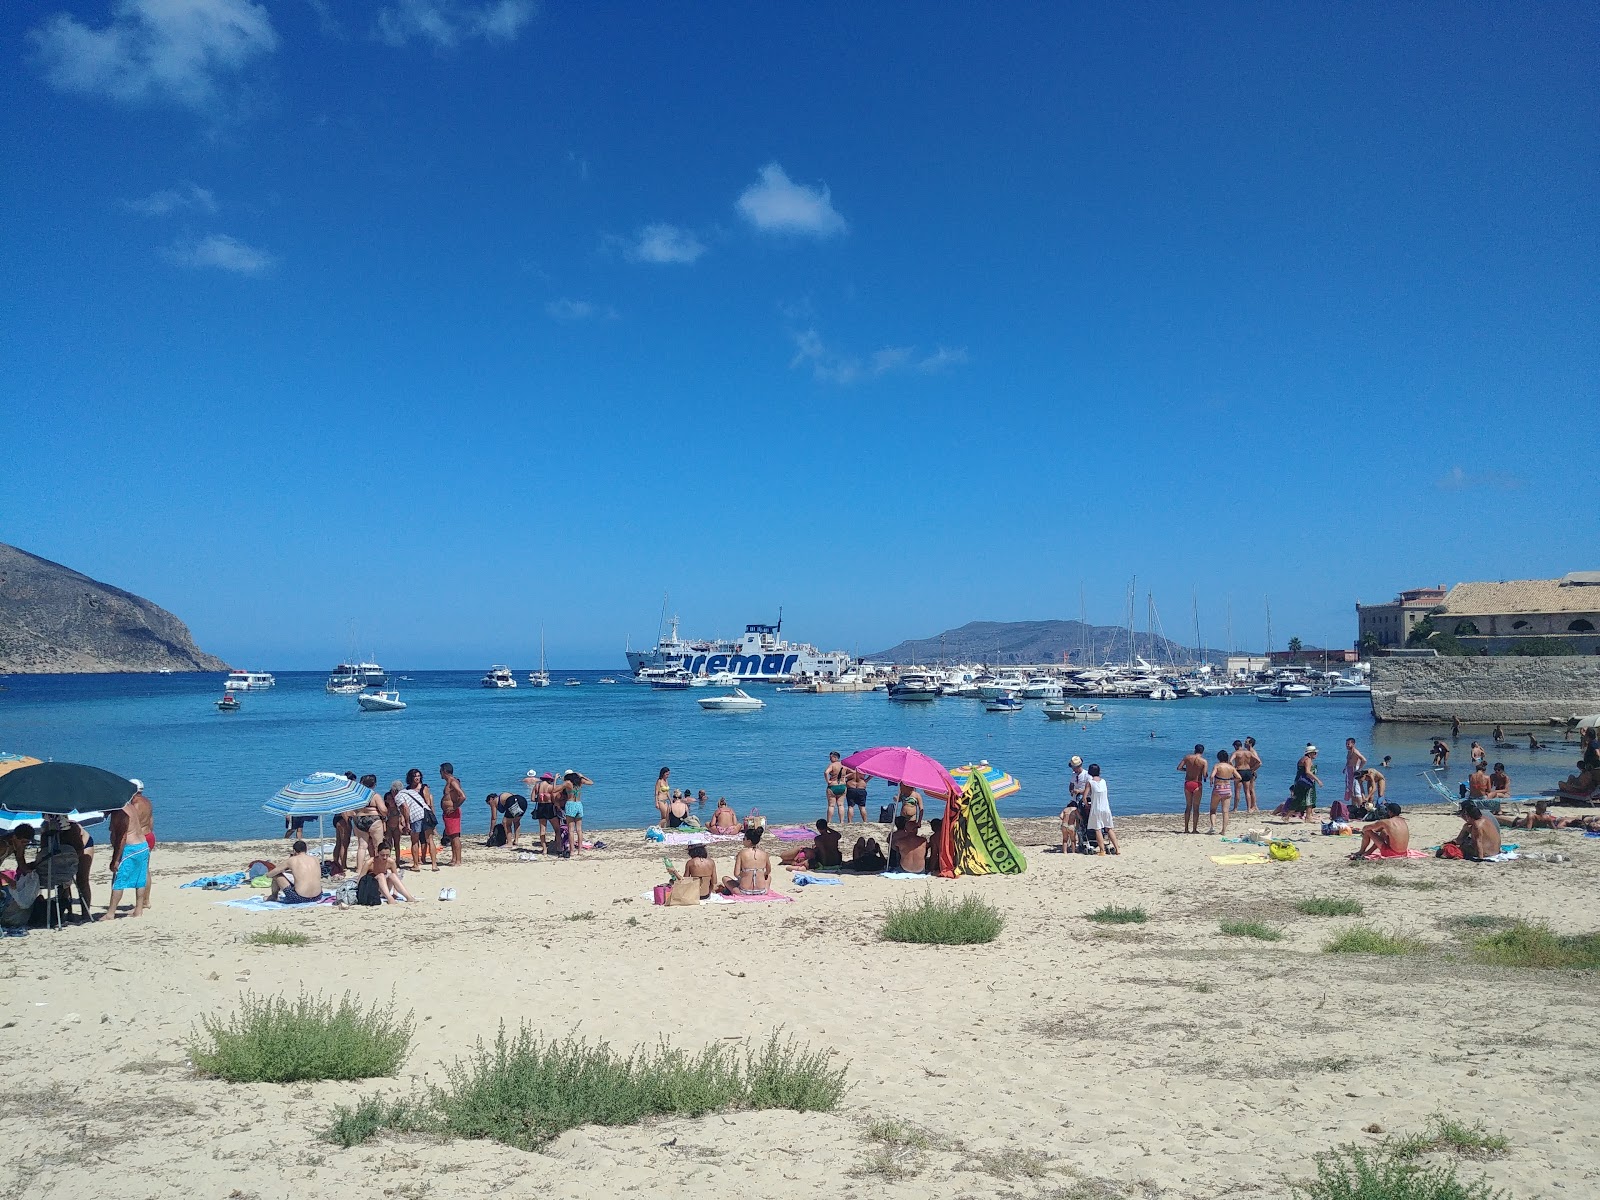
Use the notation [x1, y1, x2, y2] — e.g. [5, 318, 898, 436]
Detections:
[0, 762, 137, 816]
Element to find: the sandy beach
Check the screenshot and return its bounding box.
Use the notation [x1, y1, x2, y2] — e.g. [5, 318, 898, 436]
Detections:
[3, 806, 1595, 1200]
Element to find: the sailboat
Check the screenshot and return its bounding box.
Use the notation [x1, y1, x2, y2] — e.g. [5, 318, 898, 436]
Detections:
[528, 628, 551, 687]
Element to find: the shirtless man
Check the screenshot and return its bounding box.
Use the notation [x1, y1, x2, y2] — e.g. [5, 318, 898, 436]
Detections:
[1451, 801, 1501, 861]
[844, 766, 869, 823]
[1469, 741, 1487, 771]
[721, 827, 774, 895]
[679, 844, 719, 897]
[1208, 750, 1241, 836]
[1177, 744, 1208, 834]
[1467, 763, 1492, 800]
[106, 784, 153, 920]
[890, 818, 929, 873]
[1350, 803, 1409, 859]
[824, 752, 848, 824]
[1343, 738, 1367, 806]
[1234, 737, 1262, 813]
[1511, 800, 1572, 830]
[267, 840, 324, 903]
[1488, 763, 1511, 799]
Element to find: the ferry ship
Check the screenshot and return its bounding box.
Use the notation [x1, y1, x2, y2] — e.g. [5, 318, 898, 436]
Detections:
[625, 616, 852, 684]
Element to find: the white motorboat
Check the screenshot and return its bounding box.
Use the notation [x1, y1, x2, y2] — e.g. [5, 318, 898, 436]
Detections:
[644, 667, 692, 690]
[690, 670, 739, 688]
[482, 665, 518, 689]
[1255, 691, 1290, 703]
[985, 693, 1025, 713]
[224, 670, 275, 690]
[357, 690, 407, 712]
[888, 670, 941, 701]
[976, 673, 1027, 699]
[698, 687, 764, 712]
[1020, 677, 1064, 700]
[1149, 685, 1178, 701]
[1327, 674, 1372, 696]
[598, 677, 618, 684]
[1045, 702, 1104, 721]
[215, 692, 240, 712]
[564, 678, 582, 687]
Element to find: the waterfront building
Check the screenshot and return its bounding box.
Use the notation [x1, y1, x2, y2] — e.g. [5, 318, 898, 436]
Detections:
[1434, 573, 1600, 653]
[1355, 586, 1448, 649]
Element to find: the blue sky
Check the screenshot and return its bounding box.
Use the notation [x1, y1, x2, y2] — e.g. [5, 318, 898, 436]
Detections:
[2, 2, 1595, 669]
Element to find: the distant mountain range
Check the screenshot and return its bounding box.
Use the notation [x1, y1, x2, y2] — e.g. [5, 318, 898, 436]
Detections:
[0, 542, 229, 674]
[867, 620, 1226, 667]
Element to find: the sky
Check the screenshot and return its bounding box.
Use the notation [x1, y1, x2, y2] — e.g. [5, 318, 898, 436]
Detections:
[2, 2, 1595, 669]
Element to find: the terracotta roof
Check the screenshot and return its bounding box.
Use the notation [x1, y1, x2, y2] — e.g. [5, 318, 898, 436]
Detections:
[1440, 577, 1600, 617]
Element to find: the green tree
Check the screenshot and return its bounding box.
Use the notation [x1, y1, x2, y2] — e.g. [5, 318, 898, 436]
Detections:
[1287, 636, 1303, 662]
[1506, 638, 1580, 657]
[1357, 632, 1380, 659]
[1407, 616, 1466, 656]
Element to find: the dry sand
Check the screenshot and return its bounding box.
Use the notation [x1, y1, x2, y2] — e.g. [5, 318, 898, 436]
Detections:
[3, 807, 1596, 1199]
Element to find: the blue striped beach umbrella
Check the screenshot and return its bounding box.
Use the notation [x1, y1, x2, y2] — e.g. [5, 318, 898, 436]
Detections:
[950, 762, 1022, 800]
[264, 772, 376, 818]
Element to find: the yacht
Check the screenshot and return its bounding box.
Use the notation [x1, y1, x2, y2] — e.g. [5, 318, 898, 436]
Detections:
[698, 687, 765, 712]
[976, 672, 1027, 699]
[482, 665, 517, 689]
[327, 662, 387, 693]
[642, 667, 693, 690]
[690, 670, 740, 689]
[888, 670, 942, 702]
[224, 670, 275, 690]
[1044, 702, 1103, 721]
[985, 693, 1025, 713]
[1326, 673, 1372, 696]
[528, 628, 551, 687]
[1020, 677, 1064, 701]
[357, 690, 407, 712]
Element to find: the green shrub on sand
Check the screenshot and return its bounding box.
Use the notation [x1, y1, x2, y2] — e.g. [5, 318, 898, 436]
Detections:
[1290, 1143, 1506, 1200]
[881, 893, 1004, 945]
[1219, 919, 1284, 941]
[191, 991, 413, 1083]
[1323, 926, 1426, 957]
[1086, 905, 1147, 925]
[1469, 921, 1600, 970]
[1297, 898, 1364, 917]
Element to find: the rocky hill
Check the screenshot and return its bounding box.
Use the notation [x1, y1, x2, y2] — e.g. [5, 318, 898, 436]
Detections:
[868, 619, 1224, 667]
[0, 542, 228, 674]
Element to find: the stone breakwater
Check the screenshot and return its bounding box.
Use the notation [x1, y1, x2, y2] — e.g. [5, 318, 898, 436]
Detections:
[1370, 656, 1600, 724]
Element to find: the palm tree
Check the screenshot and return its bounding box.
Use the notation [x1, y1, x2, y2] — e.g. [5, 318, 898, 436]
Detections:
[1287, 636, 1303, 662]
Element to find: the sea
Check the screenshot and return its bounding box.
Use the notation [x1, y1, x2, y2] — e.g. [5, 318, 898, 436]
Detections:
[0, 671, 1576, 842]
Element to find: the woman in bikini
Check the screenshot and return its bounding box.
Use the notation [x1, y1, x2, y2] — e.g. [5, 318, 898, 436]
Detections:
[719, 826, 773, 896]
[709, 797, 740, 834]
[561, 771, 593, 856]
[654, 767, 672, 823]
[1208, 750, 1240, 836]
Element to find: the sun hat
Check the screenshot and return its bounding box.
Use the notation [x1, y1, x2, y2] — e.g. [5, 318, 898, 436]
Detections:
[129, 778, 144, 791]
[1304, 744, 1317, 754]
[525, 769, 538, 778]
[539, 772, 555, 782]
[1069, 755, 1083, 768]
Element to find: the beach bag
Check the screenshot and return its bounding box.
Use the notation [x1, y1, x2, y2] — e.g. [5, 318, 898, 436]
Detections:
[666, 877, 701, 906]
[335, 877, 358, 906]
[487, 825, 507, 848]
[1267, 840, 1300, 862]
[879, 804, 895, 823]
[651, 883, 672, 906]
[355, 875, 382, 906]
[1438, 842, 1465, 860]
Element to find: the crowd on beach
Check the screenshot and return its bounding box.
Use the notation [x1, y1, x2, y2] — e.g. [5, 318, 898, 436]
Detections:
[1, 782, 155, 927]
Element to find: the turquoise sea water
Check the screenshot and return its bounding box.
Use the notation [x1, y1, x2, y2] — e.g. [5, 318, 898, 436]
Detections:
[0, 672, 1576, 841]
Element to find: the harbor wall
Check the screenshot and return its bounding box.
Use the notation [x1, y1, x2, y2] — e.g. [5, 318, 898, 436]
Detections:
[1369, 657, 1600, 724]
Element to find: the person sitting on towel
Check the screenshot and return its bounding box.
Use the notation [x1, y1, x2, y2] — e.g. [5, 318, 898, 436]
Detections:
[849, 837, 887, 872]
[779, 819, 843, 869]
[267, 840, 323, 904]
[1350, 803, 1409, 859]
[1509, 799, 1572, 830]
[1450, 801, 1501, 861]
[890, 817, 928, 874]
[681, 844, 720, 898]
[719, 827, 773, 896]
[708, 798, 740, 834]
[364, 846, 416, 903]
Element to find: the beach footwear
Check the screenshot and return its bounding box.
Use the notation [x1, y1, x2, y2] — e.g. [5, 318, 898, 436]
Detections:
[447, 888, 457, 900]
[439, 888, 448, 901]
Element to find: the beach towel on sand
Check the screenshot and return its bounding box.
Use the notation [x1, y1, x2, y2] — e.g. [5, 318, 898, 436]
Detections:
[218, 894, 333, 911]
[1362, 847, 1430, 860]
[656, 831, 743, 846]
[705, 890, 794, 903]
[1210, 853, 1270, 866]
[791, 873, 843, 886]
[181, 871, 248, 891]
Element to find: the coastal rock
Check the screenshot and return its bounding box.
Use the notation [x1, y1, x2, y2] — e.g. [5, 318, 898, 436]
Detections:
[0, 542, 228, 674]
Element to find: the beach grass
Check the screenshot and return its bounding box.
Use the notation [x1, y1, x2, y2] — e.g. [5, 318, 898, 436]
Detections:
[1219, 919, 1284, 941]
[191, 991, 413, 1083]
[566, 910, 598, 921]
[1468, 921, 1600, 970]
[1323, 926, 1427, 957]
[1391, 1115, 1510, 1161]
[1086, 905, 1147, 925]
[1446, 915, 1515, 933]
[244, 927, 312, 947]
[881, 893, 1005, 945]
[1297, 897, 1365, 917]
[1367, 873, 1441, 893]
[325, 1027, 847, 1151]
[1290, 1143, 1506, 1200]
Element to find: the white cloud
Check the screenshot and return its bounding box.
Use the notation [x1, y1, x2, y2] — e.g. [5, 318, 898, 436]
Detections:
[627, 223, 706, 265]
[376, 0, 535, 47]
[1436, 466, 1523, 492]
[124, 182, 217, 216]
[790, 330, 966, 386]
[736, 163, 846, 237]
[544, 298, 616, 321]
[31, 0, 277, 111]
[167, 233, 275, 274]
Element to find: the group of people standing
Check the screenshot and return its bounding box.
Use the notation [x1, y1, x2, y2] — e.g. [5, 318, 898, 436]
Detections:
[0, 782, 155, 925]
[1175, 737, 1264, 835]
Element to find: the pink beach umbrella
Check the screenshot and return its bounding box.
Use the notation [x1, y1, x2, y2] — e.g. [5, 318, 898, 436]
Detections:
[840, 746, 961, 800]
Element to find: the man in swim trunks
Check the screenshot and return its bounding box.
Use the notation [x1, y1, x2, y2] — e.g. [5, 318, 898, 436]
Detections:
[1343, 738, 1367, 805]
[844, 766, 869, 824]
[1235, 737, 1262, 813]
[267, 839, 323, 903]
[1177, 745, 1208, 834]
[720, 826, 773, 895]
[107, 784, 154, 920]
[1450, 801, 1501, 861]
[1350, 803, 1409, 859]
[824, 752, 848, 824]
[779, 819, 843, 869]
[890, 818, 928, 873]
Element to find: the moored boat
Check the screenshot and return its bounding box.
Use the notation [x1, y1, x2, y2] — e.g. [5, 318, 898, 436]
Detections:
[357, 690, 407, 712]
[215, 692, 240, 712]
[225, 670, 275, 690]
[482, 665, 517, 689]
[1044, 702, 1103, 721]
[698, 687, 765, 712]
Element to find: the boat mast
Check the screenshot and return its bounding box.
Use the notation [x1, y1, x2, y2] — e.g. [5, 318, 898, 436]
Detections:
[1192, 588, 1202, 669]
[1079, 583, 1087, 667]
[1127, 577, 1136, 669]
